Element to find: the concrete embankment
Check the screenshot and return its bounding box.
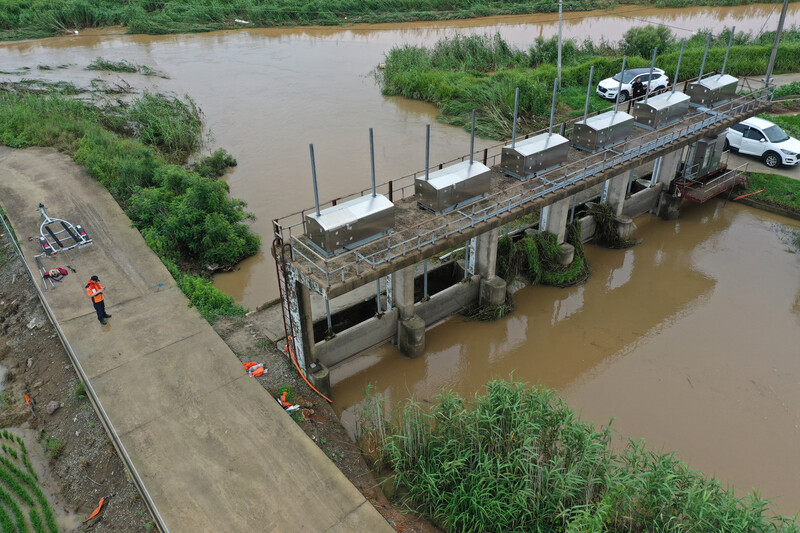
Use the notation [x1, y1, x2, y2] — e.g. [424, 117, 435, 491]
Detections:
[0, 146, 392, 533]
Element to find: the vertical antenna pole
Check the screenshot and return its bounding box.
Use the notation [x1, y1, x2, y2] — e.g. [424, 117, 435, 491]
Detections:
[698, 32, 712, 81]
[644, 47, 658, 104]
[672, 40, 685, 93]
[584, 65, 594, 123]
[557, 0, 563, 88]
[614, 57, 627, 114]
[721, 26, 735, 76]
[369, 127, 376, 198]
[469, 110, 476, 165]
[548, 77, 558, 135]
[424, 124, 431, 181]
[310, 144, 320, 217]
[511, 87, 520, 149]
[766, 0, 790, 87]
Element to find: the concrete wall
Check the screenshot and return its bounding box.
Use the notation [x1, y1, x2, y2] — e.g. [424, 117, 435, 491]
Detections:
[315, 275, 481, 367]
[579, 215, 596, 243]
[622, 184, 662, 218]
[317, 308, 399, 368]
[416, 275, 481, 327]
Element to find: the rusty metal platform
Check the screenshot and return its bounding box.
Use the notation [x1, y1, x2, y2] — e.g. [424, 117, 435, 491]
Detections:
[678, 165, 750, 203]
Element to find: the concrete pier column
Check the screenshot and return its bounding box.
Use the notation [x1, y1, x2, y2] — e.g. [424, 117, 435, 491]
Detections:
[475, 227, 500, 279]
[653, 149, 682, 187]
[542, 197, 572, 244]
[392, 265, 425, 358]
[603, 172, 629, 216]
[474, 227, 507, 307]
[654, 148, 684, 220]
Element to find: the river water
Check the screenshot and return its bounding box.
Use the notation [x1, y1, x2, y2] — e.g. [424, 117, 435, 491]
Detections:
[332, 200, 800, 516]
[3, 5, 800, 516]
[2, 3, 799, 307]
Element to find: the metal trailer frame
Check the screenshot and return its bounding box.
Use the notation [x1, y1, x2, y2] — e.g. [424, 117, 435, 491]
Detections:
[37, 203, 92, 256]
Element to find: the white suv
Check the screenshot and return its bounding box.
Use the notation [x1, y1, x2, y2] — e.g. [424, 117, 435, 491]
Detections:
[596, 67, 669, 103]
[725, 117, 800, 168]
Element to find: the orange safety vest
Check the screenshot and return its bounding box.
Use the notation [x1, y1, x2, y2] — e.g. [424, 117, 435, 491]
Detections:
[86, 281, 104, 303]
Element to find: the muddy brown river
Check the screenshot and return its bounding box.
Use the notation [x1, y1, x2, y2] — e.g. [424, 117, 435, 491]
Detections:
[333, 200, 800, 516]
[2, 3, 800, 306]
[3, 4, 800, 517]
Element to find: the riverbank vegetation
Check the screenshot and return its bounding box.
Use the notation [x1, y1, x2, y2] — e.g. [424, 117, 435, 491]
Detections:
[382, 27, 800, 138]
[0, 80, 258, 321]
[361, 379, 799, 533]
[496, 221, 590, 287]
[0, 0, 785, 41]
[0, 430, 58, 533]
[741, 172, 800, 216]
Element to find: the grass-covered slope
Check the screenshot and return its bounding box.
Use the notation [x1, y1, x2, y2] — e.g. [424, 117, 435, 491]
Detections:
[0, 85, 258, 321]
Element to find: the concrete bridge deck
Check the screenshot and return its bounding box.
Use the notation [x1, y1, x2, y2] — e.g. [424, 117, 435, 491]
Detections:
[276, 82, 773, 299]
[0, 146, 392, 532]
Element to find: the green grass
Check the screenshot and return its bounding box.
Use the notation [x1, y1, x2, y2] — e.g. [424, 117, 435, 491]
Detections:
[71, 381, 86, 401]
[382, 28, 800, 139]
[86, 57, 166, 77]
[367, 379, 799, 533]
[0, 432, 58, 533]
[741, 172, 800, 214]
[761, 113, 800, 140]
[773, 81, 800, 99]
[86, 57, 138, 73]
[495, 221, 589, 287]
[0, 0, 787, 41]
[0, 87, 257, 322]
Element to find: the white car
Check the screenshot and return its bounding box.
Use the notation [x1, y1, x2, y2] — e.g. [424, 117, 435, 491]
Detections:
[596, 67, 669, 103]
[725, 117, 800, 168]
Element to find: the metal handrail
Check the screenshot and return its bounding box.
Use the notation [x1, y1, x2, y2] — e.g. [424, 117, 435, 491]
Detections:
[275, 82, 773, 291]
[274, 70, 749, 233]
[0, 213, 169, 533]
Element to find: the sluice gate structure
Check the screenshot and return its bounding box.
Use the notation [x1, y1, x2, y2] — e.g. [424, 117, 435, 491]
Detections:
[273, 78, 773, 395]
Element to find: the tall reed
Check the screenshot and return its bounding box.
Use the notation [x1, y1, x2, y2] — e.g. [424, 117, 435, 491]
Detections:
[370, 379, 799, 533]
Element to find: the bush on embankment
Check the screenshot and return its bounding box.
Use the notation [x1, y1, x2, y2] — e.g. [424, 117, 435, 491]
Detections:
[366, 379, 799, 533]
[381, 29, 800, 138]
[0, 90, 256, 321]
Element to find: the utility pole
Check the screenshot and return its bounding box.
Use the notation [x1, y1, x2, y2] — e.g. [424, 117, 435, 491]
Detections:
[557, 0, 563, 88]
[765, 0, 790, 87]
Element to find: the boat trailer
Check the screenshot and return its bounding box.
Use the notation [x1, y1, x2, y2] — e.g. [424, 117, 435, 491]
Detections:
[37, 203, 92, 255]
[34, 203, 92, 290]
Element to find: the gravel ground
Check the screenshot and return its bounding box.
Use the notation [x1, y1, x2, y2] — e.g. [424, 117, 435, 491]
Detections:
[0, 225, 151, 532]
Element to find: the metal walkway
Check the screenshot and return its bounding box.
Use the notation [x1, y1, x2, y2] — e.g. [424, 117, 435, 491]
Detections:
[274, 80, 773, 299]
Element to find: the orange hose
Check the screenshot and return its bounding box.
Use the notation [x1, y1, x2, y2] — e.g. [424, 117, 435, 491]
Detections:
[286, 336, 333, 404]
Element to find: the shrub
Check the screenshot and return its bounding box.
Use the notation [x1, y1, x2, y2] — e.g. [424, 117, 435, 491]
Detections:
[774, 81, 800, 98]
[0, 90, 256, 321]
[176, 273, 246, 322]
[620, 25, 675, 58]
[192, 148, 237, 178]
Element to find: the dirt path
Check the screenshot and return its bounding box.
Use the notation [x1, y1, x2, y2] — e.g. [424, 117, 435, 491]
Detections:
[0, 146, 392, 532]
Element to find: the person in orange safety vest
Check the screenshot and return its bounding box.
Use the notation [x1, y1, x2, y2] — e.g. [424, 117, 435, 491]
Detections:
[85, 275, 112, 325]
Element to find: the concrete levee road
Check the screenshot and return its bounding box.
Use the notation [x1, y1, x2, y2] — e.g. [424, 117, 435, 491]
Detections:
[0, 147, 392, 533]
